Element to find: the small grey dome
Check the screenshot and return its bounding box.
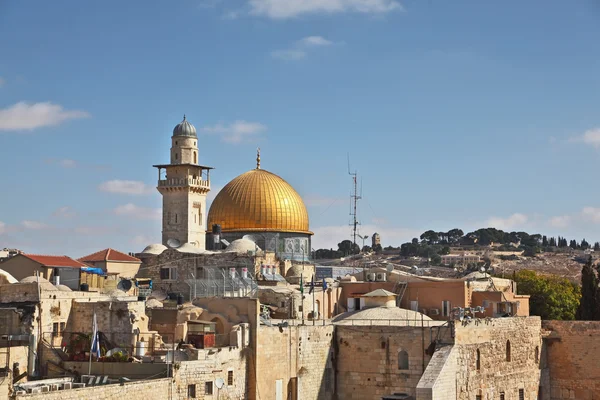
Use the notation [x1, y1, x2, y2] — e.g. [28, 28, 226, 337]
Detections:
[172, 115, 197, 138]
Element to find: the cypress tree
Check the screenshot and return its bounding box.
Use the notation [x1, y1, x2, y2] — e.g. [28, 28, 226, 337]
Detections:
[577, 256, 598, 320]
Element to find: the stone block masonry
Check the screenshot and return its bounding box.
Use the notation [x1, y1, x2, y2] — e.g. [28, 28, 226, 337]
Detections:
[15, 378, 170, 400]
[541, 321, 600, 400]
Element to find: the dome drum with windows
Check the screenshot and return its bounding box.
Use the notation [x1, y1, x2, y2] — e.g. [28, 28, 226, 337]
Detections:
[206, 149, 312, 260]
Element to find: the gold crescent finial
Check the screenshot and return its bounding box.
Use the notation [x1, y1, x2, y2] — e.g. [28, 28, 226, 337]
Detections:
[256, 147, 261, 169]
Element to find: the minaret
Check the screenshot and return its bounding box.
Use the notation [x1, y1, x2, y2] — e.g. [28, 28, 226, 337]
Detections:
[154, 115, 212, 249]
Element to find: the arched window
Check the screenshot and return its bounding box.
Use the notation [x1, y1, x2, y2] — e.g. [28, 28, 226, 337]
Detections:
[193, 151, 197, 164]
[506, 340, 511, 362]
[535, 346, 539, 364]
[175, 153, 178, 160]
[476, 349, 481, 370]
[398, 350, 409, 370]
[175, 214, 178, 223]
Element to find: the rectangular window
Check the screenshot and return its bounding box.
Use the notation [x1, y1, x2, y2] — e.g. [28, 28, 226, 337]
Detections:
[160, 267, 177, 281]
[442, 301, 451, 317]
[52, 322, 59, 333]
[519, 389, 524, 400]
[205, 381, 213, 395]
[410, 300, 419, 312]
[227, 370, 234, 386]
[187, 384, 196, 398]
[476, 396, 482, 400]
[500, 393, 505, 400]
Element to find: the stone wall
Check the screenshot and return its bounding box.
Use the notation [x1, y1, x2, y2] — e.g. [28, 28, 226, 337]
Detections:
[541, 320, 600, 400]
[336, 325, 432, 399]
[255, 324, 334, 400]
[416, 345, 457, 400]
[453, 317, 542, 400]
[174, 348, 248, 400]
[15, 378, 171, 400]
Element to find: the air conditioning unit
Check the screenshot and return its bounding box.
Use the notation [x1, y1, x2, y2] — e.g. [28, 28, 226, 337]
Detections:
[429, 308, 440, 316]
[376, 272, 386, 282]
[366, 273, 376, 282]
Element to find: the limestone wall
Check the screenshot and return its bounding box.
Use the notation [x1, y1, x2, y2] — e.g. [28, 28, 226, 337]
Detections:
[15, 378, 170, 400]
[453, 317, 542, 400]
[336, 325, 432, 399]
[255, 324, 334, 400]
[541, 320, 600, 399]
[174, 349, 248, 400]
[416, 345, 457, 400]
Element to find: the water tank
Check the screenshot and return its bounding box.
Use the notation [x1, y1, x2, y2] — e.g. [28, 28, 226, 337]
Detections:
[80, 283, 89, 292]
[135, 341, 146, 357]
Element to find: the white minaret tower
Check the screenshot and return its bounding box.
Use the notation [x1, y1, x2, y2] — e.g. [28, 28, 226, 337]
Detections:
[154, 115, 212, 250]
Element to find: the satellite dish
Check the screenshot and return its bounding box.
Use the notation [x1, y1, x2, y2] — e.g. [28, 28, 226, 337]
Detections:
[118, 279, 132, 291]
[167, 238, 181, 248]
[215, 378, 225, 389]
[386, 264, 394, 273]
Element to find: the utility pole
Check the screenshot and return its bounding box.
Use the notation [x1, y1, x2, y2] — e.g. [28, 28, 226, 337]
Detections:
[348, 155, 361, 254]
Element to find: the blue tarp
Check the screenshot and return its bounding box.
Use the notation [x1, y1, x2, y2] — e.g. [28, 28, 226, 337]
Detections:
[81, 267, 105, 276]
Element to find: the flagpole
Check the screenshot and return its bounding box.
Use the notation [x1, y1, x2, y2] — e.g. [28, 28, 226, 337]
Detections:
[300, 274, 304, 326]
[88, 306, 94, 375]
[312, 275, 315, 326]
[322, 280, 326, 326]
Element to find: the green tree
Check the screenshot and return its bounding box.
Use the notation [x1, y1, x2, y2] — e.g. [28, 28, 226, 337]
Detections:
[577, 257, 598, 320]
[338, 240, 359, 256]
[420, 230, 439, 245]
[581, 239, 590, 250]
[431, 254, 442, 265]
[594, 242, 600, 252]
[542, 235, 548, 247]
[511, 270, 580, 320]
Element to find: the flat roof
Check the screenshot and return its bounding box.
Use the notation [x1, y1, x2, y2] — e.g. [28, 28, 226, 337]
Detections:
[153, 163, 214, 170]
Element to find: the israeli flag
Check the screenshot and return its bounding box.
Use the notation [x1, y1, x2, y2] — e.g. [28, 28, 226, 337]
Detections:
[90, 311, 100, 358]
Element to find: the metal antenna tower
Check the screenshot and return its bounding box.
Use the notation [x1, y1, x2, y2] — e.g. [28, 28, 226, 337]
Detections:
[348, 155, 361, 252]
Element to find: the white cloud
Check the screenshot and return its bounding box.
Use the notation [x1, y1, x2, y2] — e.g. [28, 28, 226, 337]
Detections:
[271, 49, 306, 60]
[113, 204, 161, 220]
[0, 221, 5, 235]
[298, 36, 333, 47]
[57, 159, 78, 168]
[249, 0, 401, 19]
[53, 206, 76, 218]
[570, 128, 600, 148]
[0, 101, 90, 131]
[201, 120, 267, 144]
[582, 207, 600, 223]
[272, 35, 337, 61]
[548, 215, 571, 228]
[99, 180, 154, 195]
[21, 220, 49, 230]
[312, 224, 420, 249]
[484, 213, 528, 231]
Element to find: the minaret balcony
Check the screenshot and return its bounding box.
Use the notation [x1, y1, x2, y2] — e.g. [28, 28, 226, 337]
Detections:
[158, 178, 210, 190]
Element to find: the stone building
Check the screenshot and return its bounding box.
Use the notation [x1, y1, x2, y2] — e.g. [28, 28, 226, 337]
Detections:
[153, 116, 213, 250]
[78, 248, 142, 279]
[0, 254, 87, 289]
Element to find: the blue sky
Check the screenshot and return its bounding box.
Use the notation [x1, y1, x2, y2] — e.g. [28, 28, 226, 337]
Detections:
[1, 0, 600, 256]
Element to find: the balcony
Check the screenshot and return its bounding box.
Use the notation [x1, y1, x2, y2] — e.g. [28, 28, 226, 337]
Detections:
[158, 178, 210, 190]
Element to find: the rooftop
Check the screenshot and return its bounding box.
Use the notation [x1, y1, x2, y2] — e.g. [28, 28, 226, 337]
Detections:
[22, 254, 87, 268]
[79, 248, 141, 263]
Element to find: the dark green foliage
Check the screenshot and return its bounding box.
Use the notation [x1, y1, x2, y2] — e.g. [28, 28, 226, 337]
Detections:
[510, 270, 580, 320]
[577, 257, 599, 320]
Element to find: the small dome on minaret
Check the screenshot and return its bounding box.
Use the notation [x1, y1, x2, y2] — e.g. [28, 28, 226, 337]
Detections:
[172, 115, 197, 138]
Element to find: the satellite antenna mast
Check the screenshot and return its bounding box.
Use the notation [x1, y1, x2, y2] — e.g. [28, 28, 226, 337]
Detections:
[348, 154, 361, 253]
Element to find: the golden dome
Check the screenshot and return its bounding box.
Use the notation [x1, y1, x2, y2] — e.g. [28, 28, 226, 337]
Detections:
[207, 168, 311, 235]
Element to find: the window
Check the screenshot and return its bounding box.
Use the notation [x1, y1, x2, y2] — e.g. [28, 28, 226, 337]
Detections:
[476, 349, 481, 370]
[281, 301, 286, 308]
[193, 151, 197, 164]
[175, 153, 178, 160]
[442, 301, 451, 317]
[160, 267, 177, 281]
[500, 393, 505, 400]
[187, 384, 196, 398]
[205, 381, 213, 395]
[227, 370, 234, 386]
[519, 389, 524, 400]
[506, 340, 511, 362]
[175, 141, 178, 145]
[175, 213, 178, 223]
[476, 396, 482, 400]
[410, 300, 419, 311]
[52, 322, 59, 333]
[398, 350, 409, 370]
